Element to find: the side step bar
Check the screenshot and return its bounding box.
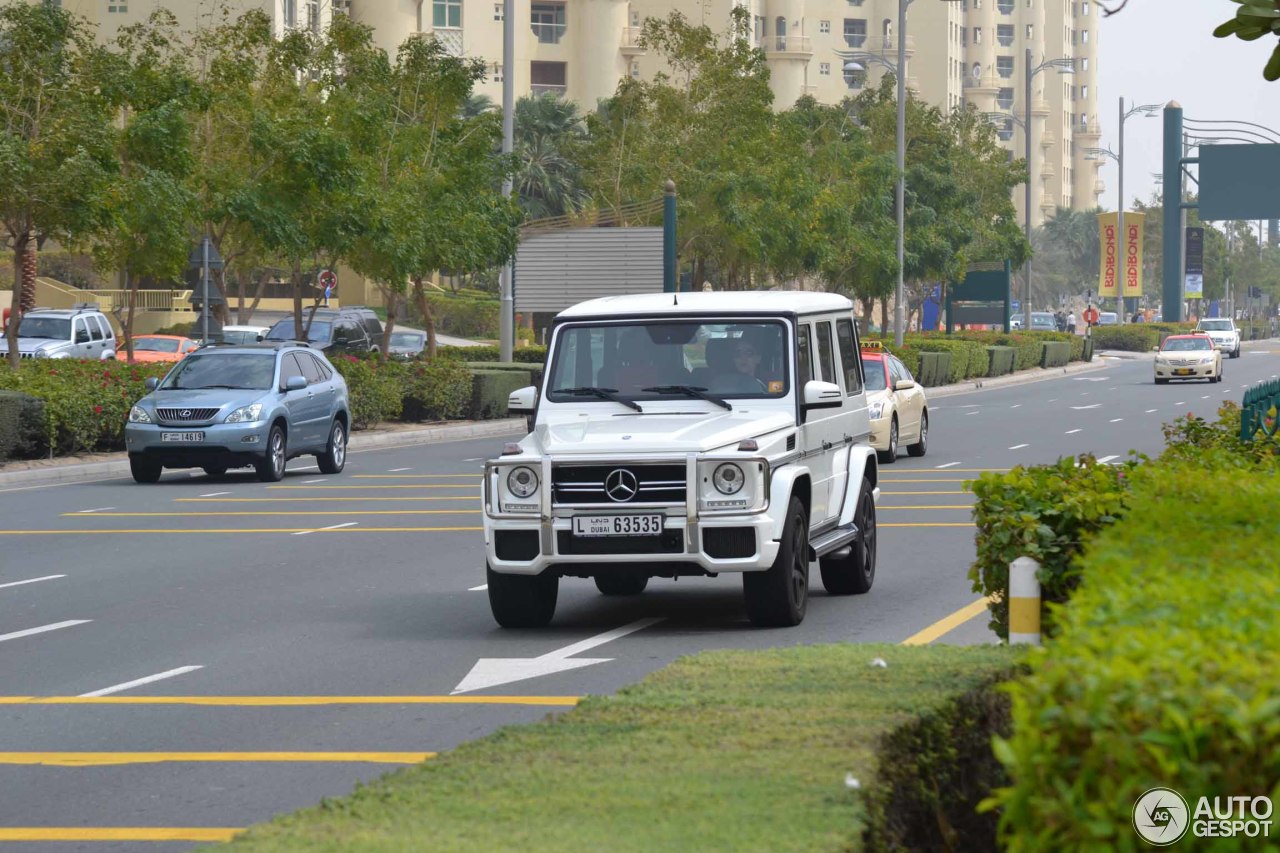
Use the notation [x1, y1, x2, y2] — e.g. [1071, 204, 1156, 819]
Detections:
[809, 522, 859, 561]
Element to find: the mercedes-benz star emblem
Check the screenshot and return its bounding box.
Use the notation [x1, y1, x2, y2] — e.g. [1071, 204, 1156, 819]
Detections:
[180, 409, 192, 418]
[605, 468, 639, 502]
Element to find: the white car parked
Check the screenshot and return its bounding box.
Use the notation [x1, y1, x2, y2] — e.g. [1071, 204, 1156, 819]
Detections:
[482, 292, 881, 628]
[1194, 318, 1242, 359]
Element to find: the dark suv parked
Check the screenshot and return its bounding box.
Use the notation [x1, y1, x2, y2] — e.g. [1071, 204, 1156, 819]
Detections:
[264, 307, 384, 354]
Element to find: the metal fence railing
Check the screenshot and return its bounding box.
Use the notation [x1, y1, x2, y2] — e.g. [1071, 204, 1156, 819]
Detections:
[1240, 377, 1280, 441]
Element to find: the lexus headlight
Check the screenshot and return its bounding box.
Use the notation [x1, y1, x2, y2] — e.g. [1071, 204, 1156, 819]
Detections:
[507, 466, 538, 498]
[128, 405, 152, 424]
[225, 403, 264, 423]
[868, 400, 885, 419]
[712, 463, 744, 495]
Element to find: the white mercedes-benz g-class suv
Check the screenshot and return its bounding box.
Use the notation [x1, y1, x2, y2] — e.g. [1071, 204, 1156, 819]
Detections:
[482, 292, 880, 628]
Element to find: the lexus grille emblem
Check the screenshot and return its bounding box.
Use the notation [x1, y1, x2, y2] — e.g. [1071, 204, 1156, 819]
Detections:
[180, 409, 192, 418]
[605, 468, 639, 502]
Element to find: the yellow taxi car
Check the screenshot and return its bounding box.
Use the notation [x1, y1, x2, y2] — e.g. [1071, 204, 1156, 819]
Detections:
[861, 341, 928, 463]
[1154, 333, 1223, 384]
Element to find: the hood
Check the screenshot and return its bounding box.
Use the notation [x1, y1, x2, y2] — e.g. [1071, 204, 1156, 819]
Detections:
[130, 351, 183, 363]
[0, 337, 67, 354]
[531, 408, 795, 455]
[141, 387, 270, 411]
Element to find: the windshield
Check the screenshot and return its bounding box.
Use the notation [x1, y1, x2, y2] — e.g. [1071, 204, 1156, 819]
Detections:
[390, 332, 425, 349]
[1031, 314, 1055, 328]
[266, 319, 332, 343]
[1162, 338, 1212, 352]
[1098, 313, 1118, 324]
[547, 320, 790, 401]
[221, 330, 263, 344]
[1198, 320, 1232, 331]
[160, 352, 277, 390]
[133, 337, 181, 353]
[17, 316, 71, 340]
[862, 357, 887, 391]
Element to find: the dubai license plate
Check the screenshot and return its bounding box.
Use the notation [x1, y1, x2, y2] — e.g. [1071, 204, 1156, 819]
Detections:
[161, 432, 205, 442]
[572, 514, 663, 537]
[1174, 369, 1193, 376]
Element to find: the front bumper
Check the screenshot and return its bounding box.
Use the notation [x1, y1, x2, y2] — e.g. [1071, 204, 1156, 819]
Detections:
[867, 412, 893, 451]
[125, 420, 273, 468]
[1154, 362, 1217, 379]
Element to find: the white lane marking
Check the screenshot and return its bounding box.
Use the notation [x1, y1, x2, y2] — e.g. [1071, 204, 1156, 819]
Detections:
[1048, 399, 1057, 403]
[389, 468, 413, 472]
[1175, 401, 1186, 406]
[1097, 455, 1119, 464]
[302, 479, 325, 484]
[292, 521, 360, 536]
[1008, 444, 1029, 450]
[1145, 409, 1158, 413]
[79, 665, 204, 698]
[469, 584, 489, 591]
[1108, 387, 1117, 391]
[463, 457, 483, 462]
[0, 575, 65, 591]
[1080, 392, 1090, 396]
[1201, 395, 1211, 400]
[965, 411, 979, 416]
[935, 462, 961, 469]
[958, 404, 980, 409]
[0, 620, 91, 644]
[452, 617, 664, 694]
[76, 507, 114, 514]
[292, 465, 320, 472]
[1065, 429, 1082, 434]
[1110, 418, 1123, 423]
[199, 492, 231, 498]
[1009, 404, 1021, 409]
[1070, 404, 1101, 410]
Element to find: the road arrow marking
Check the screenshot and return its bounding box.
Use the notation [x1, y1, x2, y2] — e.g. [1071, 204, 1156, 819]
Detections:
[451, 617, 663, 694]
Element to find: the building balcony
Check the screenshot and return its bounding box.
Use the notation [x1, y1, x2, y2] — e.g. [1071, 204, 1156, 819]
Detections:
[763, 35, 813, 56]
[531, 84, 567, 97]
[1094, 180, 1107, 194]
[531, 23, 567, 45]
[425, 26, 463, 56]
[1040, 130, 1057, 148]
[861, 35, 916, 54]
[1076, 121, 1103, 137]
[621, 26, 645, 55]
[1032, 99, 1051, 116]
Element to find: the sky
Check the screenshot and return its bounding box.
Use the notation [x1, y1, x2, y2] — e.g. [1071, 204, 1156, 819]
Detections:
[1096, 0, 1280, 232]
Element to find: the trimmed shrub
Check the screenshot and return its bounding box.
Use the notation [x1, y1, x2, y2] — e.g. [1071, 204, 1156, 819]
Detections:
[402, 359, 473, 422]
[991, 461, 1280, 850]
[986, 346, 1014, 376]
[1088, 324, 1159, 352]
[330, 356, 404, 429]
[916, 351, 950, 387]
[424, 294, 500, 338]
[968, 456, 1134, 640]
[1039, 341, 1071, 368]
[469, 370, 530, 420]
[909, 336, 988, 382]
[0, 390, 44, 461]
[465, 361, 545, 389]
[435, 344, 547, 365]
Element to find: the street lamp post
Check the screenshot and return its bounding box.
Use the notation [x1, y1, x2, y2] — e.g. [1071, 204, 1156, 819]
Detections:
[498, 0, 515, 362]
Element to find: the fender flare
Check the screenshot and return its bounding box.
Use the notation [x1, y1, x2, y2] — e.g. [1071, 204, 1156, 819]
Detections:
[767, 463, 811, 540]
[838, 447, 878, 527]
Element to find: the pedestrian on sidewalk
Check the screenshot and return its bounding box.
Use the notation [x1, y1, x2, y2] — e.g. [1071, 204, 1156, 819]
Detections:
[322, 281, 332, 307]
[1066, 311, 1077, 335]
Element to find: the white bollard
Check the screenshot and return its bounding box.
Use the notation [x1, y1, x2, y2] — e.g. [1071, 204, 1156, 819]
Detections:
[1008, 556, 1042, 646]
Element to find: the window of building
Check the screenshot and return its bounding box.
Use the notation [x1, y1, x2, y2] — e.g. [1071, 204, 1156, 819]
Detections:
[492, 63, 503, 82]
[305, 0, 319, 32]
[433, 0, 461, 28]
[974, 26, 982, 44]
[847, 0, 864, 6]
[630, 61, 640, 78]
[883, 18, 892, 40]
[1081, 0, 1090, 14]
[961, 26, 967, 46]
[1082, 57, 1089, 71]
[631, 10, 640, 26]
[843, 19, 867, 47]
[1080, 84, 1088, 100]
[281, 0, 294, 25]
[531, 2, 566, 43]
[531, 60, 567, 96]
[494, 3, 503, 20]
[997, 87, 1014, 109]
[107, 3, 128, 10]
[997, 0, 1013, 14]
[819, 61, 831, 75]
[1082, 29, 1089, 43]
[1079, 112, 1088, 128]
[997, 55, 1014, 78]
[843, 63, 865, 89]
[1026, 24, 1033, 39]
[819, 20, 830, 33]
[998, 118, 1014, 141]
[997, 24, 1013, 46]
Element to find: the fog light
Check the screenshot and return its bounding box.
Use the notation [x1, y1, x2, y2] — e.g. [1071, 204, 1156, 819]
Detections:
[242, 435, 260, 444]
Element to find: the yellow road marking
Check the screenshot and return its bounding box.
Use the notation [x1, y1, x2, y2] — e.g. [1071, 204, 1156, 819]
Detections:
[62, 510, 480, 517]
[0, 695, 580, 706]
[878, 506, 972, 510]
[0, 527, 482, 535]
[880, 522, 974, 528]
[900, 597, 993, 646]
[0, 752, 433, 766]
[176, 496, 472, 502]
[353, 474, 482, 479]
[0, 829, 243, 843]
[268, 484, 477, 490]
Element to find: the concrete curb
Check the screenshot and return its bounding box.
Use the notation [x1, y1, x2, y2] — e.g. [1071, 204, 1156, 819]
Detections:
[0, 418, 527, 489]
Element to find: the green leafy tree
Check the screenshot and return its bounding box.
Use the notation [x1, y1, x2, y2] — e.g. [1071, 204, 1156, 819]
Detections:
[0, 3, 118, 367]
[1214, 0, 1280, 80]
[514, 95, 590, 219]
[1034, 206, 1102, 304]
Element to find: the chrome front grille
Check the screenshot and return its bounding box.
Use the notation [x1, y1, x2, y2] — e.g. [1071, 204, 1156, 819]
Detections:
[552, 463, 686, 506]
[156, 407, 220, 423]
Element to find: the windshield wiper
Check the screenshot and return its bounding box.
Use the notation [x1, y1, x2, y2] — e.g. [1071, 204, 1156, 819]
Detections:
[642, 385, 733, 411]
[553, 386, 643, 412]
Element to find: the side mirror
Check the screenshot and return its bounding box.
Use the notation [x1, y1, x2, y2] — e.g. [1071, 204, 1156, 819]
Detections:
[507, 385, 537, 415]
[285, 375, 308, 392]
[144, 377, 160, 392]
[255, 334, 264, 342]
[894, 379, 917, 391]
[802, 380, 843, 411]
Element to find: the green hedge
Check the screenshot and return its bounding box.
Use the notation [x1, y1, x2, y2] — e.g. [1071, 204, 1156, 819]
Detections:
[402, 359, 473, 422]
[436, 344, 547, 364]
[991, 459, 1280, 849]
[465, 361, 545, 389]
[469, 370, 531, 420]
[908, 337, 988, 382]
[330, 356, 404, 429]
[985, 346, 1014, 377]
[916, 352, 951, 387]
[423, 294, 500, 339]
[1039, 341, 1071, 368]
[0, 390, 44, 461]
[1087, 325, 1159, 352]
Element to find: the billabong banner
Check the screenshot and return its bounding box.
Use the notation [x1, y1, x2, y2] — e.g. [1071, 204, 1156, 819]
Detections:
[1098, 212, 1119, 297]
[1123, 212, 1145, 297]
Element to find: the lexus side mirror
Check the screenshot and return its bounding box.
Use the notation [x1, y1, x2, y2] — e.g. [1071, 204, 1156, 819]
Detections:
[507, 386, 537, 415]
[144, 377, 160, 391]
[802, 380, 843, 411]
[894, 379, 917, 391]
[285, 375, 308, 392]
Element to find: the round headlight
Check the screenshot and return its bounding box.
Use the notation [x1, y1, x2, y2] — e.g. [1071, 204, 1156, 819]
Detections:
[712, 463, 745, 495]
[507, 466, 538, 498]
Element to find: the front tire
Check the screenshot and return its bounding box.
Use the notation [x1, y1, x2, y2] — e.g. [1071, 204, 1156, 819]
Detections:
[256, 424, 287, 482]
[877, 417, 899, 464]
[129, 455, 162, 484]
[906, 411, 928, 457]
[819, 477, 877, 595]
[316, 418, 347, 474]
[743, 496, 809, 627]
[487, 564, 558, 628]
[594, 573, 648, 596]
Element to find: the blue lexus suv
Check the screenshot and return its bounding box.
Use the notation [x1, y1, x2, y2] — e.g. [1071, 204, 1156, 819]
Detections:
[124, 342, 351, 483]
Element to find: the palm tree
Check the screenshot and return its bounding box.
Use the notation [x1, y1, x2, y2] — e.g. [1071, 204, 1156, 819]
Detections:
[460, 93, 494, 120]
[513, 94, 590, 219]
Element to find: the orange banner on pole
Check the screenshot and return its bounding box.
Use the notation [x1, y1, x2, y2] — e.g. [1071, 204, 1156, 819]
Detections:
[1097, 212, 1119, 297]
[1122, 212, 1145, 298]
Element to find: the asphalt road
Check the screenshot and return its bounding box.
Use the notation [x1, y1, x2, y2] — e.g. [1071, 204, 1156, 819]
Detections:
[1, 345, 1276, 850]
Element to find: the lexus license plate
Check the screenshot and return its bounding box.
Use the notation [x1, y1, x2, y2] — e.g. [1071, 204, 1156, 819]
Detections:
[572, 515, 663, 537]
[161, 432, 205, 442]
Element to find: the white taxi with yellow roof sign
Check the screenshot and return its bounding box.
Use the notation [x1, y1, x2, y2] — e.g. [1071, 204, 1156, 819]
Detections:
[859, 341, 928, 464]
